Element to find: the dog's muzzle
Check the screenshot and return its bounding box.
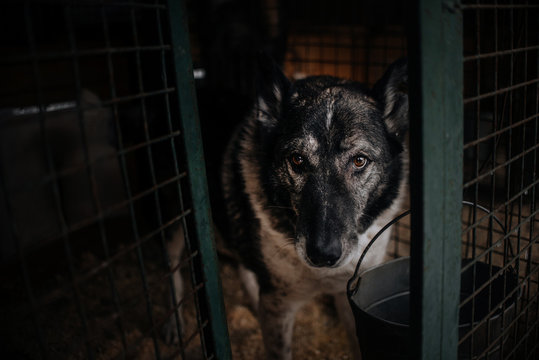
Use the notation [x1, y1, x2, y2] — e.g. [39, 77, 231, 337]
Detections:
[296, 175, 353, 267]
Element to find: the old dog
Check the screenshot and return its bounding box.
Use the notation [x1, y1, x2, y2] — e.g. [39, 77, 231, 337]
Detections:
[220, 56, 408, 359]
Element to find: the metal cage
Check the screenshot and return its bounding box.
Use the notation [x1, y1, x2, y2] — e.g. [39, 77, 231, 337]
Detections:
[1, 0, 538, 359]
[460, 1, 539, 358]
[0, 1, 228, 359]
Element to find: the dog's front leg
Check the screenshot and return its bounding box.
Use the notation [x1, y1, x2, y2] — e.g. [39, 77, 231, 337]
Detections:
[258, 292, 301, 360]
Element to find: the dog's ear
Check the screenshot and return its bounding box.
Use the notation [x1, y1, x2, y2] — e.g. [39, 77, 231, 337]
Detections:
[373, 58, 408, 142]
[255, 52, 291, 128]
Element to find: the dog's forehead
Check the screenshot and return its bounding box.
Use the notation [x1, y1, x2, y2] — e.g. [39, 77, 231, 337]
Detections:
[289, 83, 380, 126]
[289, 78, 376, 107]
[282, 119, 386, 163]
[285, 82, 385, 156]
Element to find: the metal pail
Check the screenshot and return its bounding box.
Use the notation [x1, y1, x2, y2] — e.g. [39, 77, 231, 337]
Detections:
[347, 207, 518, 360]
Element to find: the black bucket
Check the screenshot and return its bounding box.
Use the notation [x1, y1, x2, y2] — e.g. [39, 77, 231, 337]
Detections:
[347, 207, 519, 360]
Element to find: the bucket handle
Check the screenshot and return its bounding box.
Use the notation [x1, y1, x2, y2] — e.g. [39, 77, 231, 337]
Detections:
[346, 201, 507, 297]
[347, 209, 410, 297]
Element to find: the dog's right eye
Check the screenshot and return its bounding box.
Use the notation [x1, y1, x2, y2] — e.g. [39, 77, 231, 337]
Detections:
[290, 153, 305, 167]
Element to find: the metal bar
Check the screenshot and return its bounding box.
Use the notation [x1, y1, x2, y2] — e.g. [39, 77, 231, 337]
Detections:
[0, 45, 171, 65]
[461, 4, 539, 10]
[26, 3, 94, 358]
[100, 88, 175, 106]
[154, 4, 189, 358]
[100, 6, 129, 353]
[463, 141, 539, 189]
[463, 113, 539, 150]
[463, 77, 539, 104]
[519, 5, 530, 357]
[463, 45, 539, 62]
[504, 14, 516, 354]
[487, 5, 500, 353]
[166, 0, 232, 359]
[468, 11, 481, 354]
[129, 6, 164, 357]
[408, 0, 463, 358]
[65, 5, 129, 358]
[101, 3, 156, 358]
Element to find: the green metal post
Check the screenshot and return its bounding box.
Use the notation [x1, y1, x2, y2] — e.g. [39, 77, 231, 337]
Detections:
[167, 1, 232, 359]
[409, 0, 463, 359]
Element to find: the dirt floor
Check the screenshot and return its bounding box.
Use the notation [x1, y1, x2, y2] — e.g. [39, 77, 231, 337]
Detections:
[0, 217, 355, 360]
[2, 202, 537, 359]
[219, 261, 354, 360]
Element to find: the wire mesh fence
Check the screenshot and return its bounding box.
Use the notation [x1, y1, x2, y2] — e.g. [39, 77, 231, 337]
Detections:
[461, 1, 539, 358]
[282, 0, 406, 85]
[0, 1, 226, 359]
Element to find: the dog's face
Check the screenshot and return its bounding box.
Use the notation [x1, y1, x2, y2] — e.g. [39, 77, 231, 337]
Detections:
[255, 58, 408, 268]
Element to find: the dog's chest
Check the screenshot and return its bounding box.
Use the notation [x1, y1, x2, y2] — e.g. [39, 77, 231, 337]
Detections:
[257, 207, 400, 297]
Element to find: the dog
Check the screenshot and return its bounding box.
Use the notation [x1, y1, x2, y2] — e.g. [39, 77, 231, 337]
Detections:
[220, 56, 409, 359]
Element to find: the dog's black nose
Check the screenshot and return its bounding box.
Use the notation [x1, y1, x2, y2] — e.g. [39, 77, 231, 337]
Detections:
[306, 244, 341, 267]
[311, 256, 339, 267]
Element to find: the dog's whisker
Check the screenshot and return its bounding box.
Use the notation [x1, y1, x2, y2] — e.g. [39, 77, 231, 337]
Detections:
[268, 240, 295, 259]
[265, 205, 295, 211]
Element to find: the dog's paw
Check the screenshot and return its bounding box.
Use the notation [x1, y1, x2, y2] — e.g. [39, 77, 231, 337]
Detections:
[162, 313, 184, 344]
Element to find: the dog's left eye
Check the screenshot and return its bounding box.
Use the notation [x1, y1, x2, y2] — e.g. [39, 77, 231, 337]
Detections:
[290, 153, 305, 166]
[353, 155, 368, 169]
